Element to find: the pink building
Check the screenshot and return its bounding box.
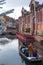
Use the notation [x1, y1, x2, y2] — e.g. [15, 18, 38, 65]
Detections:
[17, 0, 43, 36]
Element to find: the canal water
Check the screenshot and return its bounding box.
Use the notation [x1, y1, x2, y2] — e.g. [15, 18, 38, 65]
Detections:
[0, 39, 43, 65]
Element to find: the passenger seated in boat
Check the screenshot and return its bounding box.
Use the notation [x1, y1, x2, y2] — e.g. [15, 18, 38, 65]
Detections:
[24, 49, 29, 57]
[33, 48, 37, 57]
[21, 47, 25, 53]
[21, 45, 29, 57]
[21, 45, 26, 53]
[28, 43, 34, 57]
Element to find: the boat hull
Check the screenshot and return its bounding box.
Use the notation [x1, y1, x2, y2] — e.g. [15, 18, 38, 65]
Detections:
[19, 51, 42, 62]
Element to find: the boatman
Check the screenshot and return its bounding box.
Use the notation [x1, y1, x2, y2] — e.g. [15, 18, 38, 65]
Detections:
[28, 43, 34, 57]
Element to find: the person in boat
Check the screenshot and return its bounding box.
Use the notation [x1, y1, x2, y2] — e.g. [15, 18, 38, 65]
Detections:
[27, 43, 38, 57]
[21, 44, 29, 57]
[33, 48, 38, 57]
[21, 44, 26, 53]
[27, 43, 34, 57]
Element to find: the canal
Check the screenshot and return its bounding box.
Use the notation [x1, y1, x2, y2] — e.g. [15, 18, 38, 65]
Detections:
[0, 39, 43, 65]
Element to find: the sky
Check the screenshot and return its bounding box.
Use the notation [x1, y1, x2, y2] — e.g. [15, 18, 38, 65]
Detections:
[0, 0, 43, 19]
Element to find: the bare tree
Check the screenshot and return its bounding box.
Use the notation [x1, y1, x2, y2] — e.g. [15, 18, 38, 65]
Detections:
[0, 9, 14, 16]
[0, 0, 14, 16]
[0, 0, 6, 9]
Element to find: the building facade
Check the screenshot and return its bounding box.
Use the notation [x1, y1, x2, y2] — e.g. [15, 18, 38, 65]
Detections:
[17, 0, 43, 35]
[29, 0, 43, 35]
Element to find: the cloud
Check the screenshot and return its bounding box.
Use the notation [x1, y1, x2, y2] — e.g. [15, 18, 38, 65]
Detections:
[1, 0, 43, 19]
[0, 0, 30, 19]
[0, 5, 13, 13]
[5, 0, 30, 7]
[7, 6, 30, 19]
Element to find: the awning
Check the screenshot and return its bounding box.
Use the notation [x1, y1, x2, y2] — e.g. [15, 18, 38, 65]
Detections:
[16, 32, 35, 43]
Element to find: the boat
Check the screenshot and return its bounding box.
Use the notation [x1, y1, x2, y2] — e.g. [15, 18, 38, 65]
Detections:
[19, 49, 42, 62]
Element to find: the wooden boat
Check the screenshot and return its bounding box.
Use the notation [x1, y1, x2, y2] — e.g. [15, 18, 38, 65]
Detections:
[19, 49, 42, 62]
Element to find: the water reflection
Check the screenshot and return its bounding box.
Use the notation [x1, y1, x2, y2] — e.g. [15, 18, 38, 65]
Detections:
[25, 61, 43, 65]
[0, 39, 43, 65]
[0, 38, 12, 45]
[0, 38, 12, 51]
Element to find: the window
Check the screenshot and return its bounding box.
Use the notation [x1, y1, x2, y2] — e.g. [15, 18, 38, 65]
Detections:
[37, 11, 42, 22]
[38, 24, 42, 30]
[25, 28, 30, 33]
